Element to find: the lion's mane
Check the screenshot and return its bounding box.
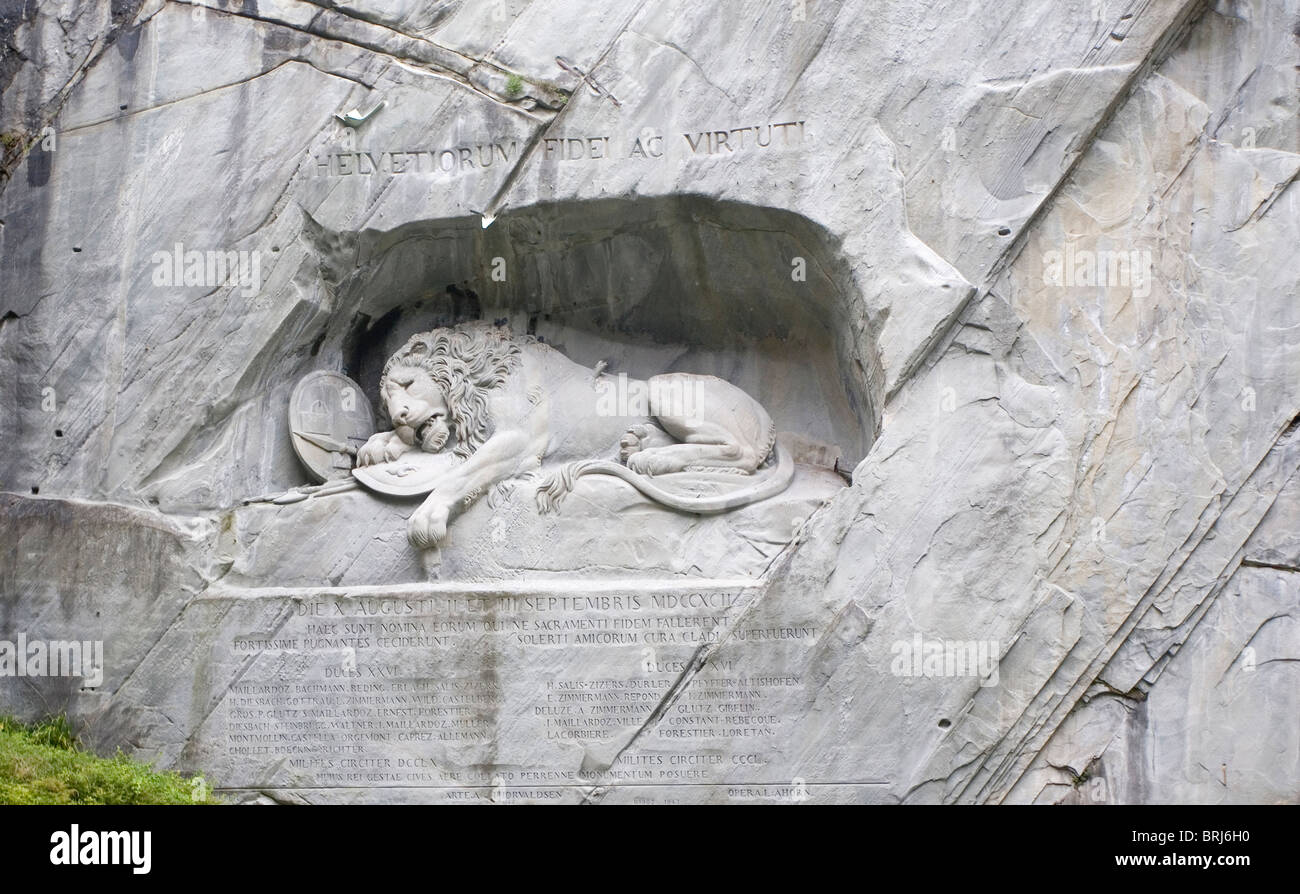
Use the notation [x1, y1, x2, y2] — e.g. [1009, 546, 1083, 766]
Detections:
[381, 322, 522, 459]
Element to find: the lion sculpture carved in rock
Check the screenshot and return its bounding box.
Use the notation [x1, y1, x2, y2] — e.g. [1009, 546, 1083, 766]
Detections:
[356, 322, 793, 548]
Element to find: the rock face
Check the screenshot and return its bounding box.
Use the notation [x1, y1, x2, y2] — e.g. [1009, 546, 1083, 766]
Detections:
[0, 0, 1296, 804]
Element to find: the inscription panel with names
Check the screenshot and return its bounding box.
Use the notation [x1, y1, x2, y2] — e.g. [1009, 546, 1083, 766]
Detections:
[202, 584, 821, 802]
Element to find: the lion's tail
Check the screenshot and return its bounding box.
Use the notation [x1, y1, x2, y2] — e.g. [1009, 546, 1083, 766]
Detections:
[535, 442, 794, 515]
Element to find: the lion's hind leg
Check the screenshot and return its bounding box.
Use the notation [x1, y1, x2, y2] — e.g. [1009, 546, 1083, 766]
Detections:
[624, 434, 760, 477]
[641, 374, 773, 476]
[619, 423, 674, 464]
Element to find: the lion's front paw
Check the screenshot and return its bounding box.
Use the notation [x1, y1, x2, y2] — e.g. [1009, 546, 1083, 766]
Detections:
[358, 432, 412, 466]
[383, 436, 413, 463]
[357, 432, 392, 466]
[408, 502, 449, 549]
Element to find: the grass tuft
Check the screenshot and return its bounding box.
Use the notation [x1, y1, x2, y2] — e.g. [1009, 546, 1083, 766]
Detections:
[0, 715, 220, 805]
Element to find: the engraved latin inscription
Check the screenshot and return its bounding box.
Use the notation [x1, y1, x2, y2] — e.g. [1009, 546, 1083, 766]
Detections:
[207, 586, 818, 798]
[313, 121, 807, 176]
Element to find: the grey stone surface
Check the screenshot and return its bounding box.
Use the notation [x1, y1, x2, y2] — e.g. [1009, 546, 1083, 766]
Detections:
[0, 0, 1296, 804]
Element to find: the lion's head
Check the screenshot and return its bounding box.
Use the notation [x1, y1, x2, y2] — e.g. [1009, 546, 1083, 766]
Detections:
[379, 322, 522, 459]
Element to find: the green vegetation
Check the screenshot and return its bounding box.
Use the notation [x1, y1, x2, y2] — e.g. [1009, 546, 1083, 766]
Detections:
[0, 715, 220, 805]
[505, 73, 524, 97]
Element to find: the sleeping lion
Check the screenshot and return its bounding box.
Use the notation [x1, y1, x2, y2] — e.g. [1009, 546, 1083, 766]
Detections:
[355, 322, 793, 548]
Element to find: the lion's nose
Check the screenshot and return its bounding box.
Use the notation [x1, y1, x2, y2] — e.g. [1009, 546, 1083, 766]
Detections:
[394, 406, 409, 423]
